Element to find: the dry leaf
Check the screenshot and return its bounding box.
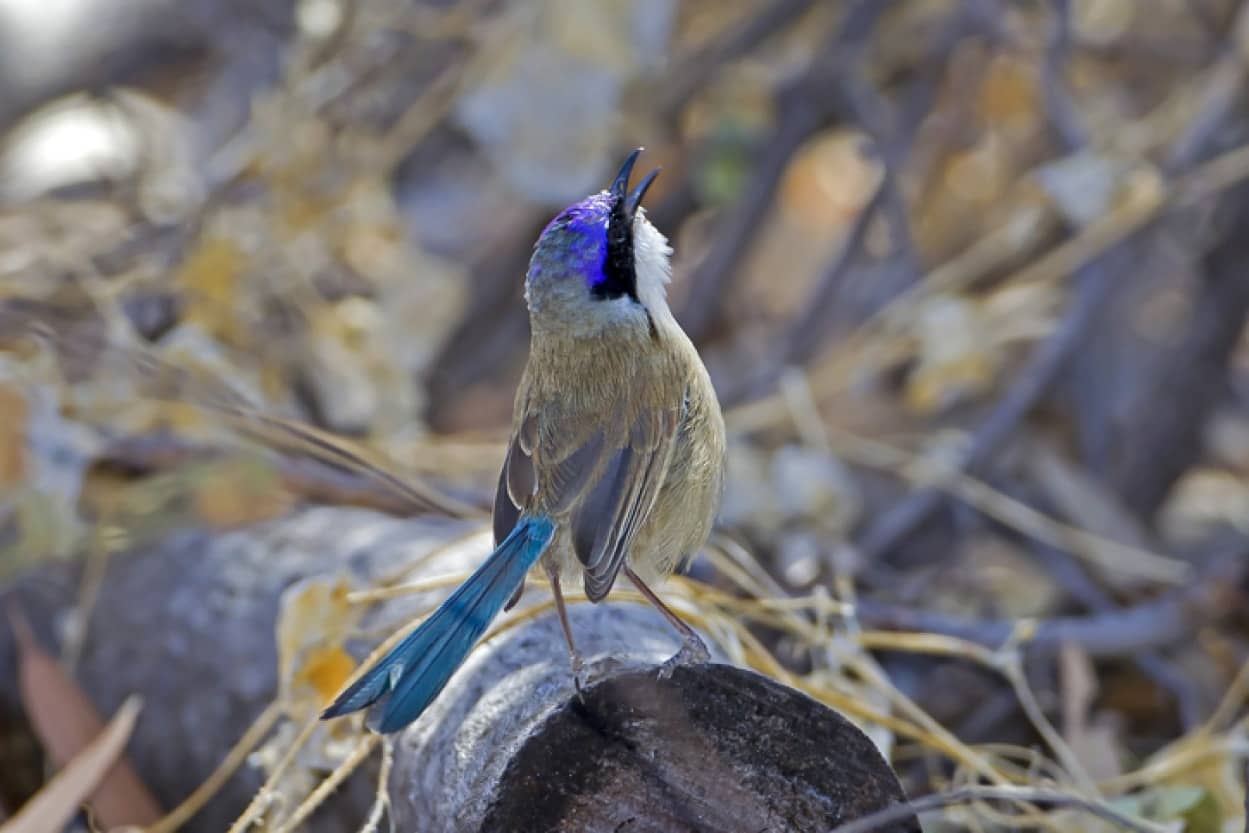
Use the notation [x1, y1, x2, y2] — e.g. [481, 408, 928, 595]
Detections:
[190, 456, 294, 529]
[296, 645, 358, 704]
[295, 303, 381, 434]
[276, 577, 359, 710]
[175, 234, 246, 346]
[954, 535, 1059, 619]
[1029, 444, 1156, 590]
[6, 605, 163, 826]
[732, 129, 881, 324]
[941, 135, 1011, 209]
[977, 53, 1039, 137]
[778, 130, 881, 235]
[1060, 640, 1097, 741]
[0, 696, 143, 833]
[903, 281, 1059, 415]
[1060, 641, 1123, 781]
[1073, 0, 1134, 45]
[903, 296, 996, 414]
[0, 382, 27, 494]
[1033, 152, 1133, 228]
[1158, 467, 1249, 547]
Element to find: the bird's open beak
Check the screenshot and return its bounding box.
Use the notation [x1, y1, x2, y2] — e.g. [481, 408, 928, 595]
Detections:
[610, 148, 661, 220]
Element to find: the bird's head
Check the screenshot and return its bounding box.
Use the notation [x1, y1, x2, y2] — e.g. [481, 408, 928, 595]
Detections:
[525, 149, 673, 338]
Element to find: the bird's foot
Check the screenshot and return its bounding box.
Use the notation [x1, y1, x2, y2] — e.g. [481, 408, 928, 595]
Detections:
[570, 655, 588, 699]
[657, 635, 710, 680]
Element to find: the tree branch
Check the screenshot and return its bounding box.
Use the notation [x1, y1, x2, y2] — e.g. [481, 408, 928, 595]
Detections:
[854, 549, 1246, 657]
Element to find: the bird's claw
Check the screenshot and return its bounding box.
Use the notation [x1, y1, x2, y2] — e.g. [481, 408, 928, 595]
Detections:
[570, 657, 588, 699]
[657, 636, 710, 679]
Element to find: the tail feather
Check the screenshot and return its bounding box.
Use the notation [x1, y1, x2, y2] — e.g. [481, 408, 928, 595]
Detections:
[322, 515, 556, 733]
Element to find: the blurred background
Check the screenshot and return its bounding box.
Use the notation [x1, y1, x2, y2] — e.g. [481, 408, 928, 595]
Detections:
[2, 0, 1249, 829]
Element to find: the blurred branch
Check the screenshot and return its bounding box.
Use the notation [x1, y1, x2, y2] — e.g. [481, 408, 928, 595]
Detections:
[1243, 759, 1248, 833]
[1089, 5, 1249, 519]
[778, 181, 891, 370]
[854, 249, 1127, 563]
[94, 434, 464, 518]
[826, 785, 1167, 833]
[852, 0, 1249, 557]
[1109, 181, 1249, 517]
[676, 0, 894, 342]
[776, 9, 970, 371]
[855, 547, 1246, 658]
[1040, 0, 1089, 152]
[1167, 0, 1249, 170]
[424, 216, 545, 431]
[680, 0, 998, 343]
[1013, 524, 1204, 728]
[655, 0, 816, 122]
[15, 315, 487, 518]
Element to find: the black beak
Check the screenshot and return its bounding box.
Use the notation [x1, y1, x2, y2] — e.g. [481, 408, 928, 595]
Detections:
[610, 147, 661, 219]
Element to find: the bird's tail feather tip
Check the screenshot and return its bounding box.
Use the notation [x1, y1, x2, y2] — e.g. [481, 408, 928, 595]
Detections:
[318, 515, 557, 733]
[320, 660, 397, 720]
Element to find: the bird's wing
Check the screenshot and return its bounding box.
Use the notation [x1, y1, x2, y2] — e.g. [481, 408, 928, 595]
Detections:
[570, 401, 682, 601]
[493, 411, 538, 611]
[492, 410, 606, 545]
[491, 416, 531, 548]
[491, 387, 685, 603]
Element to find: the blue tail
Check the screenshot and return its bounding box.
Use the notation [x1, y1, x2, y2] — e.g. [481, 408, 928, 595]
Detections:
[322, 515, 556, 733]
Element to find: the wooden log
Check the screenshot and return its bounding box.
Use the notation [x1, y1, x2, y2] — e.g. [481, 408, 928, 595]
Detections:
[484, 664, 916, 833]
[0, 508, 916, 832]
[390, 600, 917, 833]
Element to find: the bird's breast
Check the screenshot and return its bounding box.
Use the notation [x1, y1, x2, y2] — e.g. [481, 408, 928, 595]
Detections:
[512, 323, 724, 591]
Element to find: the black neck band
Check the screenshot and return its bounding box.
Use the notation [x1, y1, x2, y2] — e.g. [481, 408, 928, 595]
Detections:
[594, 198, 637, 301]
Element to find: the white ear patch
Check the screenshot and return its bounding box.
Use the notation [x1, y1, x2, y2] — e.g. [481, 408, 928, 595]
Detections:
[632, 211, 673, 313]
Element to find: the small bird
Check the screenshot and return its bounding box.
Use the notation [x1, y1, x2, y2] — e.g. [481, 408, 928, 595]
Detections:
[322, 149, 726, 733]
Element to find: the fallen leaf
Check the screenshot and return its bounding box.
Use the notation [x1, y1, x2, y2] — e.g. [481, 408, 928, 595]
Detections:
[296, 645, 358, 705]
[0, 696, 143, 833]
[276, 577, 359, 710]
[1060, 641, 1122, 781]
[6, 605, 163, 826]
[903, 295, 997, 414]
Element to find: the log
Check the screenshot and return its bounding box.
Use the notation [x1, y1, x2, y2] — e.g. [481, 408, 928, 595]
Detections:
[0, 508, 916, 832]
[481, 665, 916, 833]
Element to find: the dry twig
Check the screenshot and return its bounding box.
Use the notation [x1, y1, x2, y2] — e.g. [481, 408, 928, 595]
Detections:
[825, 786, 1169, 833]
[853, 552, 1244, 657]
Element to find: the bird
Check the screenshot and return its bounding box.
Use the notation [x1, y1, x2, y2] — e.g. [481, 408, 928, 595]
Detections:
[321, 149, 726, 734]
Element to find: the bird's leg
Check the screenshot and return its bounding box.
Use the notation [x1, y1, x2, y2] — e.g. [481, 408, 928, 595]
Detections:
[623, 564, 710, 676]
[545, 560, 586, 694]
